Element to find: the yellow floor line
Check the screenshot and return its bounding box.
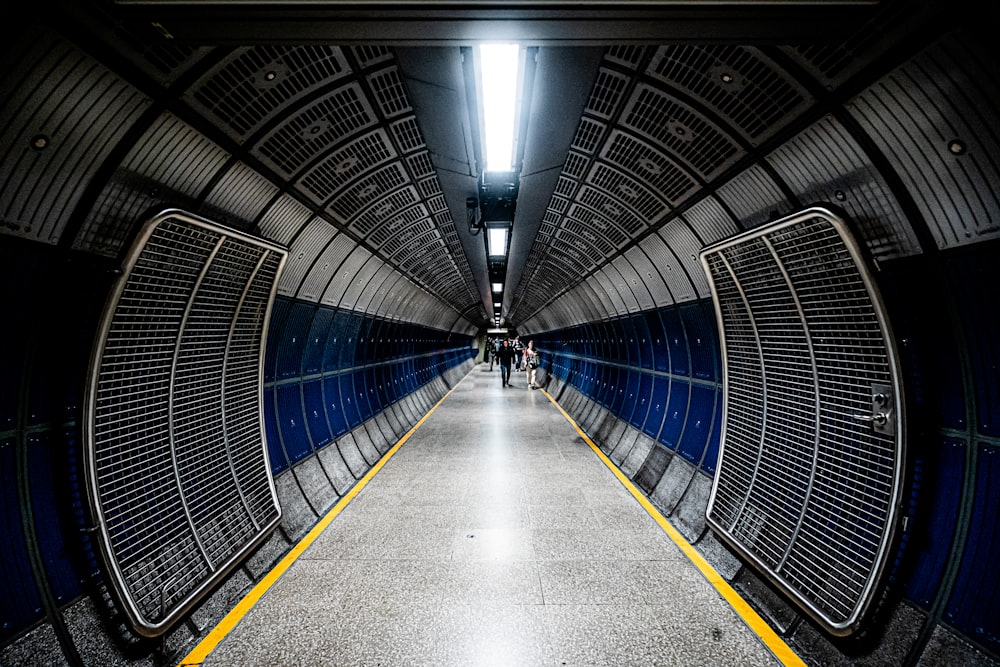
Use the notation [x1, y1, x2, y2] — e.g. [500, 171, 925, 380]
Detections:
[176, 388, 454, 666]
[542, 387, 807, 667]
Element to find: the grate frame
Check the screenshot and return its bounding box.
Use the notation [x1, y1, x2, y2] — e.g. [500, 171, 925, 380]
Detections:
[83, 209, 287, 638]
[701, 206, 906, 637]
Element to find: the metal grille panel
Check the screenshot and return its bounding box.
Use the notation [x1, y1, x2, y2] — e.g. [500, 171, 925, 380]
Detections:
[85, 210, 286, 637]
[702, 207, 905, 636]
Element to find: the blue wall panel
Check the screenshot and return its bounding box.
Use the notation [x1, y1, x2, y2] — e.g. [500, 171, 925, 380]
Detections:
[659, 381, 690, 449]
[645, 376, 670, 439]
[276, 384, 311, 464]
[28, 432, 83, 605]
[303, 307, 334, 375]
[630, 372, 653, 430]
[340, 373, 361, 428]
[677, 385, 716, 465]
[275, 302, 314, 380]
[323, 376, 348, 439]
[0, 438, 44, 642]
[902, 438, 964, 608]
[944, 443, 1000, 652]
[302, 380, 331, 447]
[262, 387, 287, 474]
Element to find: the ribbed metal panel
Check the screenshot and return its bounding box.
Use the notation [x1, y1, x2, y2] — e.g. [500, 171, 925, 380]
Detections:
[611, 256, 646, 312]
[570, 117, 607, 155]
[339, 256, 384, 310]
[766, 116, 921, 261]
[716, 163, 793, 230]
[623, 246, 667, 310]
[76, 113, 231, 257]
[680, 196, 741, 245]
[357, 264, 396, 314]
[254, 196, 313, 246]
[277, 217, 339, 297]
[702, 207, 905, 636]
[646, 45, 812, 146]
[391, 116, 426, 154]
[84, 210, 285, 637]
[203, 162, 280, 231]
[848, 31, 1000, 250]
[322, 247, 373, 306]
[0, 31, 149, 249]
[186, 46, 351, 142]
[637, 233, 694, 303]
[658, 220, 712, 298]
[297, 232, 356, 303]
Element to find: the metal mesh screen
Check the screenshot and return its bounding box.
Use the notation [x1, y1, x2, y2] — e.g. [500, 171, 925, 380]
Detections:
[85, 209, 286, 637]
[701, 207, 905, 636]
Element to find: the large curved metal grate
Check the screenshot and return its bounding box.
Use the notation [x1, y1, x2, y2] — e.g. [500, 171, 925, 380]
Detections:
[84, 209, 287, 637]
[701, 207, 905, 636]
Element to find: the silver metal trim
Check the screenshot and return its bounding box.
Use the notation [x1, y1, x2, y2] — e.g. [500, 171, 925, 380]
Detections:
[701, 206, 906, 636]
[83, 209, 288, 637]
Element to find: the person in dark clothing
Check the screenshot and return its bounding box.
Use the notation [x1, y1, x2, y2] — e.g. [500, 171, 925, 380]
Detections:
[495, 338, 515, 387]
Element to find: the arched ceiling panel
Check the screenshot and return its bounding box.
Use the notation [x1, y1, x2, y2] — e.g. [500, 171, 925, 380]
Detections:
[622, 246, 666, 312]
[766, 116, 922, 261]
[716, 163, 794, 229]
[612, 255, 653, 313]
[299, 232, 356, 303]
[277, 217, 338, 297]
[254, 195, 313, 247]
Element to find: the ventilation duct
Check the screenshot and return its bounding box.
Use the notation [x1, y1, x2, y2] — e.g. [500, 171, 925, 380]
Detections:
[84, 209, 287, 637]
[701, 207, 905, 636]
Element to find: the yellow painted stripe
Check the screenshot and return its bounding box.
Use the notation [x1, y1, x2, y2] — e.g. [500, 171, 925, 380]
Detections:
[542, 388, 807, 667]
[176, 388, 453, 666]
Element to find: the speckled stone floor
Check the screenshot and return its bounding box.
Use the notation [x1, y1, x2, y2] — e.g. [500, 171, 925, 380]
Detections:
[200, 364, 785, 666]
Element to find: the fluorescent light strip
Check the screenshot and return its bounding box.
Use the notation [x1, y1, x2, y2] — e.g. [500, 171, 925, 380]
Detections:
[479, 44, 519, 173]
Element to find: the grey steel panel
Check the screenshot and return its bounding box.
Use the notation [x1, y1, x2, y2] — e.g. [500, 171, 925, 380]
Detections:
[338, 255, 383, 311]
[1, 33, 149, 250]
[203, 162, 280, 230]
[766, 116, 921, 261]
[680, 196, 740, 245]
[589, 270, 626, 317]
[599, 130, 698, 207]
[391, 116, 427, 154]
[586, 162, 669, 229]
[277, 217, 339, 297]
[77, 113, 231, 257]
[658, 219, 712, 299]
[604, 45, 648, 71]
[623, 246, 667, 311]
[322, 246, 373, 307]
[355, 262, 396, 314]
[638, 232, 692, 304]
[716, 163, 794, 230]
[645, 45, 813, 146]
[255, 197, 314, 246]
[583, 67, 631, 120]
[295, 127, 397, 204]
[366, 66, 413, 119]
[330, 164, 412, 226]
[570, 117, 608, 155]
[620, 83, 743, 181]
[297, 231, 356, 303]
[185, 45, 352, 142]
[614, 253, 655, 312]
[604, 260, 642, 314]
[847, 31, 1000, 249]
[84, 209, 286, 637]
[702, 206, 905, 637]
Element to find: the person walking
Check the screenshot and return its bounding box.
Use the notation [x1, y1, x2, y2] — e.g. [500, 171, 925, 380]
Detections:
[513, 337, 524, 371]
[496, 338, 515, 387]
[524, 340, 540, 389]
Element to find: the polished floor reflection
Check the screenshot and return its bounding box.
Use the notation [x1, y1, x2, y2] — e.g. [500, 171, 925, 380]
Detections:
[197, 365, 786, 666]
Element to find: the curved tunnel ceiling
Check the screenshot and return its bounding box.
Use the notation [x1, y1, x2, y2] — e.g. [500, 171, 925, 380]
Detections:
[10, 0, 966, 333]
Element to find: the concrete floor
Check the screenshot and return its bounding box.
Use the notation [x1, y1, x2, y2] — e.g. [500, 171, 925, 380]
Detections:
[190, 364, 790, 666]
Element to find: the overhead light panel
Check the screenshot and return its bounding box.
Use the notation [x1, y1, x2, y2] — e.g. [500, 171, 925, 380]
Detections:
[487, 227, 508, 256]
[479, 43, 521, 173]
[492, 282, 503, 293]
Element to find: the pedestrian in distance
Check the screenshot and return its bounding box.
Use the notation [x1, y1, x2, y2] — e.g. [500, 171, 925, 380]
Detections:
[496, 338, 515, 387]
[524, 340, 540, 389]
